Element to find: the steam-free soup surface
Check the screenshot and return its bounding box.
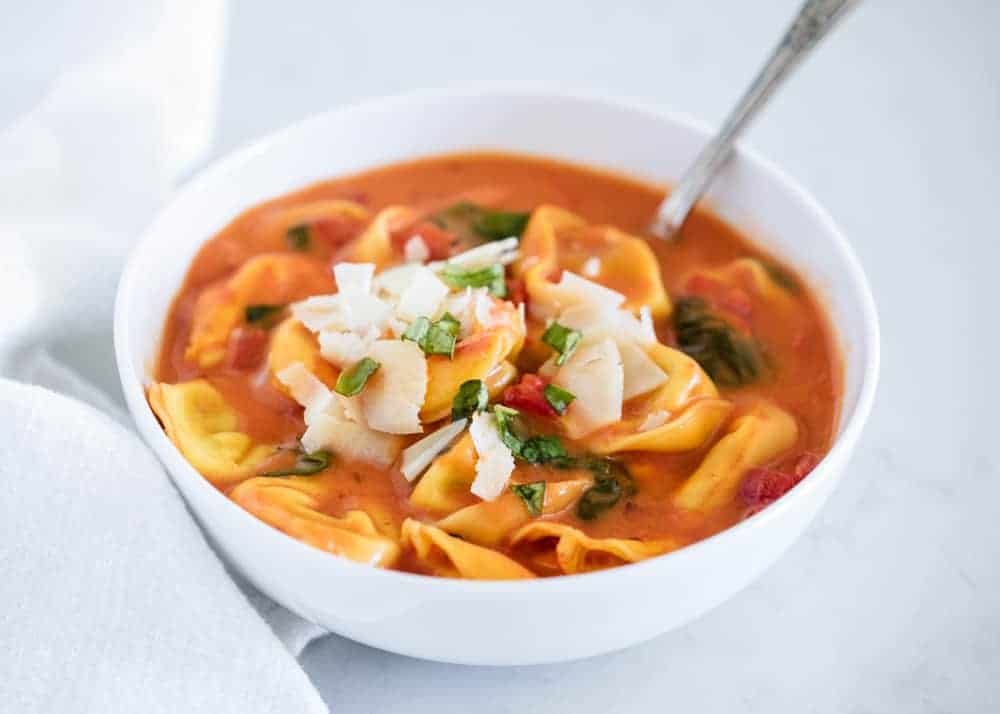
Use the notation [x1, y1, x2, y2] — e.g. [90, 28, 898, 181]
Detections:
[152, 152, 839, 579]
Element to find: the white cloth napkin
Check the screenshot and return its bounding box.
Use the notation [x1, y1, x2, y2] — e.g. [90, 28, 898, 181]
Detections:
[1, 1, 329, 711]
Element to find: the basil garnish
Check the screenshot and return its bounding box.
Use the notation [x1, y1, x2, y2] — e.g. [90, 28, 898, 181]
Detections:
[286, 224, 311, 251]
[402, 312, 461, 359]
[541, 322, 582, 366]
[511, 481, 546, 516]
[440, 263, 507, 298]
[244, 304, 284, 325]
[542, 384, 575, 415]
[262, 449, 332, 478]
[451, 379, 488, 422]
[492, 405, 567, 465]
[334, 357, 380, 396]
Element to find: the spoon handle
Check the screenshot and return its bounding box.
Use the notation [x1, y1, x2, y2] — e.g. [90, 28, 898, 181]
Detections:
[649, 0, 860, 239]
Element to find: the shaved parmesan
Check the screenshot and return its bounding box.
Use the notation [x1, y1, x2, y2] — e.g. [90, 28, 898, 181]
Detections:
[618, 340, 669, 400]
[404, 235, 430, 263]
[430, 236, 519, 271]
[372, 263, 423, 299]
[556, 271, 625, 310]
[292, 295, 346, 333]
[638, 410, 670, 433]
[318, 327, 378, 368]
[341, 293, 394, 332]
[552, 338, 624, 439]
[558, 303, 655, 347]
[334, 262, 374, 295]
[360, 340, 428, 434]
[469, 411, 515, 500]
[399, 418, 468, 482]
[582, 257, 601, 277]
[638, 305, 656, 344]
[396, 266, 449, 321]
[301, 412, 402, 467]
[276, 362, 333, 422]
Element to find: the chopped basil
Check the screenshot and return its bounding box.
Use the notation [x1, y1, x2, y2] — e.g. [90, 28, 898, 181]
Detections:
[473, 210, 530, 241]
[402, 313, 460, 359]
[401, 316, 431, 343]
[542, 322, 582, 366]
[431, 202, 530, 244]
[440, 263, 507, 298]
[511, 481, 546, 516]
[334, 357, 380, 396]
[244, 303, 284, 325]
[262, 449, 332, 478]
[492, 405, 567, 465]
[673, 297, 763, 387]
[574, 458, 636, 520]
[542, 384, 575, 415]
[286, 224, 311, 251]
[451, 379, 488, 421]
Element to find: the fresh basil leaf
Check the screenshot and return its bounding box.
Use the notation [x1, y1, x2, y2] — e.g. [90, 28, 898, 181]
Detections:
[490, 405, 567, 465]
[262, 449, 332, 477]
[576, 459, 635, 520]
[451, 379, 488, 421]
[286, 224, 311, 251]
[541, 322, 582, 366]
[511, 481, 546, 516]
[244, 303, 285, 325]
[436, 312, 461, 337]
[673, 297, 763, 387]
[431, 202, 530, 244]
[335, 357, 380, 396]
[440, 263, 507, 298]
[542, 384, 575, 415]
[401, 316, 431, 343]
[473, 210, 530, 241]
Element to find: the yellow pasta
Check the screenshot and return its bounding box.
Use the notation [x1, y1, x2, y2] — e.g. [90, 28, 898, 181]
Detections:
[436, 477, 592, 547]
[408, 433, 478, 514]
[185, 253, 333, 368]
[673, 400, 799, 511]
[267, 318, 340, 393]
[148, 380, 273, 487]
[231, 477, 400, 568]
[509, 522, 678, 575]
[401, 519, 535, 579]
[337, 206, 415, 268]
[515, 204, 670, 319]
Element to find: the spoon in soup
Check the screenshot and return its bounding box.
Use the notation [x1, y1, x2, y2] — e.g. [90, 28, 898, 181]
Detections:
[649, 0, 860, 240]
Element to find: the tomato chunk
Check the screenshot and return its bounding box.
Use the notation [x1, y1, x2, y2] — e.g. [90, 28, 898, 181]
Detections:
[502, 374, 557, 417]
[685, 273, 753, 327]
[225, 327, 269, 370]
[741, 451, 822, 515]
[505, 277, 528, 306]
[311, 215, 364, 248]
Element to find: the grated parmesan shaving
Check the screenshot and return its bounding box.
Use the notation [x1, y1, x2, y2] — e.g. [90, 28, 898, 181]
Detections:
[359, 340, 427, 434]
[429, 237, 519, 271]
[582, 257, 601, 278]
[276, 362, 334, 422]
[618, 340, 669, 400]
[399, 418, 468, 482]
[468, 411, 515, 501]
[396, 266, 449, 321]
[333, 262, 374, 295]
[403, 235, 430, 263]
[318, 326, 379, 368]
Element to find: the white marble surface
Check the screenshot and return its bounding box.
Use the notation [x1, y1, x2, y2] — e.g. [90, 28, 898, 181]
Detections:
[7, 0, 998, 711]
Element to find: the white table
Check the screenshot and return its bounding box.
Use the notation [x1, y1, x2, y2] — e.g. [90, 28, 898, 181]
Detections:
[11, 1, 998, 711]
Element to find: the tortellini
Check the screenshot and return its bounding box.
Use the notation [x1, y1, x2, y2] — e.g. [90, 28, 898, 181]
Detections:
[515, 205, 671, 320]
[584, 343, 732, 455]
[673, 400, 799, 511]
[336, 206, 415, 268]
[268, 318, 340, 393]
[230, 477, 401, 568]
[420, 297, 524, 423]
[148, 380, 272, 487]
[186, 253, 334, 368]
[436, 477, 592, 547]
[400, 519, 534, 579]
[409, 433, 478, 514]
[509, 522, 677, 575]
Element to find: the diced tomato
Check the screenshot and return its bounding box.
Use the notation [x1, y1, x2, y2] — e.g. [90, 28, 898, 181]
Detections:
[685, 273, 753, 324]
[506, 277, 528, 306]
[311, 215, 363, 249]
[741, 451, 821, 514]
[502, 374, 557, 418]
[393, 221, 456, 260]
[225, 326, 269, 370]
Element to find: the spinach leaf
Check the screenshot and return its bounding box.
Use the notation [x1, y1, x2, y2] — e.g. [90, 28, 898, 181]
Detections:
[431, 202, 530, 243]
[244, 304, 284, 325]
[286, 224, 311, 251]
[673, 297, 763, 387]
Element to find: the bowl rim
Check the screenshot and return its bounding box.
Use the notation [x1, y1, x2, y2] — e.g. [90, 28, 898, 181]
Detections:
[114, 84, 880, 594]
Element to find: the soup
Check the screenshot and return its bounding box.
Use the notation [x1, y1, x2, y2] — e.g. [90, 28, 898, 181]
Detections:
[150, 152, 840, 579]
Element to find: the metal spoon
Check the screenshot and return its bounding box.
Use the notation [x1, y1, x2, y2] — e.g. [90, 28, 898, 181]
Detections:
[649, 0, 861, 240]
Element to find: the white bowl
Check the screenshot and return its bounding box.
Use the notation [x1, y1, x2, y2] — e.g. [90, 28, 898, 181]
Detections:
[115, 87, 879, 666]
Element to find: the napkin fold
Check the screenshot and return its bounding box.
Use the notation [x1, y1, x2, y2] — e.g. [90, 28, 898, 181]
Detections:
[1, 1, 331, 710]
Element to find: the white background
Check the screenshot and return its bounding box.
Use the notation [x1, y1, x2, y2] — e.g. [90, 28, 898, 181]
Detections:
[6, 1, 998, 712]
